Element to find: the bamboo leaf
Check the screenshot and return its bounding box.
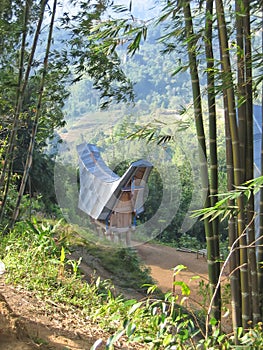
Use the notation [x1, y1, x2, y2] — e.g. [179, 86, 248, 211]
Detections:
[142, 26, 147, 40]
[221, 209, 232, 222]
[171, 65, 188, 76]
[90, 339, 103, 350]
[173, 281, 190, 295]
[173, 264, 187, 275]
[60, 246, 65, 263]
[127, 30, 142, 55]
[128, 301, 143, 315]
[126, 322, 136, 337]
[106, 329, 125, 349]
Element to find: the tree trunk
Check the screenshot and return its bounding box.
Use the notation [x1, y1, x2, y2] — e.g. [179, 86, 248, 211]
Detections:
[224, 99, 242, 332]
[0, 0, 31, 218]
[243, 0, 260, 324]
[236, 0, 246, 184]
[215, 0, 250, 329]
[0, 0, 47, 222]
[11, 0, 57, 227]
[182, 0, 221, 322]
[205, 0, 221, 318]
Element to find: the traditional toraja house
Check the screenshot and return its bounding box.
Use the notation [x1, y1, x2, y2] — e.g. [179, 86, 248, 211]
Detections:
[77, 143, 153, 245]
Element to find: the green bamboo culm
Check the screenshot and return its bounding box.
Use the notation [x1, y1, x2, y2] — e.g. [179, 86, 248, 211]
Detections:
[204, 0, 221, 318]
[0, 0, 32, 222]
[224, 96, 242, 333]
[0, 0, 46, 224]
[11, 0, 58, 227]
[215, 0, 250, 330]
[182, 0, 221, 322]
[243, 0, 260, 324]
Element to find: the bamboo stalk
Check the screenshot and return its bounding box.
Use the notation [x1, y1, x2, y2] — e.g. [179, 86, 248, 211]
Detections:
[182, 1, 220, 321]
[0, 0, 47, 221]
[224, 95, 242, 331]
[0, 0, 31, 218]
[215, 0, 250, 329]
[243, 0, 260, 324]
[205, 0, 221, 319]
[11, 0, 57, 226]
[236, 0, 246, 184]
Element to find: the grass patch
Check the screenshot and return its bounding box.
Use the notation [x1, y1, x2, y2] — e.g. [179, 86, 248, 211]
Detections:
[0, 219, 155, 331]
[82, 244, 155, 291]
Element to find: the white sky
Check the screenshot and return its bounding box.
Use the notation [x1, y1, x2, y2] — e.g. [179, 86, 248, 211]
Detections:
[57, 0, 158, 20]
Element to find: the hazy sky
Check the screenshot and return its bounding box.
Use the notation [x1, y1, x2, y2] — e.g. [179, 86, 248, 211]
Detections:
[58, 0, 158, 20]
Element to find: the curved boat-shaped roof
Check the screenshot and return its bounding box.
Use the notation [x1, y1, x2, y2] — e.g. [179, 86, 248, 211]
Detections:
[77, 143, 153, 221]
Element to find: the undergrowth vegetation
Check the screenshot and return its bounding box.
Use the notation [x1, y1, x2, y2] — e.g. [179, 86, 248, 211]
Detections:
[81, 243, 154, 291]
[0, 219, 262, 349]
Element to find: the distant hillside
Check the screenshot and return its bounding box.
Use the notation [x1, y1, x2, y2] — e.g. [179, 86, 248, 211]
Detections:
[63, 22, 192, 121]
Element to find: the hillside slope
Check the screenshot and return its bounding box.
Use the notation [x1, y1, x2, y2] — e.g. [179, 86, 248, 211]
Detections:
[0, 242, 209, 349]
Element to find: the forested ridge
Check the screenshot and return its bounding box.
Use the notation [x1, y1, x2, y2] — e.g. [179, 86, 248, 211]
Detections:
[1, 1, 263, 349]
[64, 23, 193, 119]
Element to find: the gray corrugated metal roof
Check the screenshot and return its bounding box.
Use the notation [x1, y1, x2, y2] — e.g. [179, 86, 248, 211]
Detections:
[77, 143, 119, 182]
[77, 143, 153, 221]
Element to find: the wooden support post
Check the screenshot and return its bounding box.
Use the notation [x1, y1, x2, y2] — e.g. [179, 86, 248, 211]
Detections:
[126, 230, 131, 247]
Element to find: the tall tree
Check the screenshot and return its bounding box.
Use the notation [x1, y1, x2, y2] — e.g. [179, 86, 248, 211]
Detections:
[0, 0, 69, 225]
[0, 0, 47, 220]
[0, 0, 32, 219]
[215, 0, 250, 329]
[11, 0, 58, 226]
[181, 0, 221, 321]
[243, 0, 260, 324]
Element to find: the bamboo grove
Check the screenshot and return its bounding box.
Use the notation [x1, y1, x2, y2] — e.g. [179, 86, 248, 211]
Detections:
[85, 0, 263, 336]
[0, 0, 69, 227]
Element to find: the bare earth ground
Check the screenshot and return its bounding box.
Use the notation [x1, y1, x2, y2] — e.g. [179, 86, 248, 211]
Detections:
[0, 242, 210, 350]
[136, 242, 209, 306]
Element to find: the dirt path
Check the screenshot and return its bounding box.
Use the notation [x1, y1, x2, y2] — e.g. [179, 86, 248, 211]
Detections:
[136, 242, 209, 306]
[0, 278, 107, 350]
